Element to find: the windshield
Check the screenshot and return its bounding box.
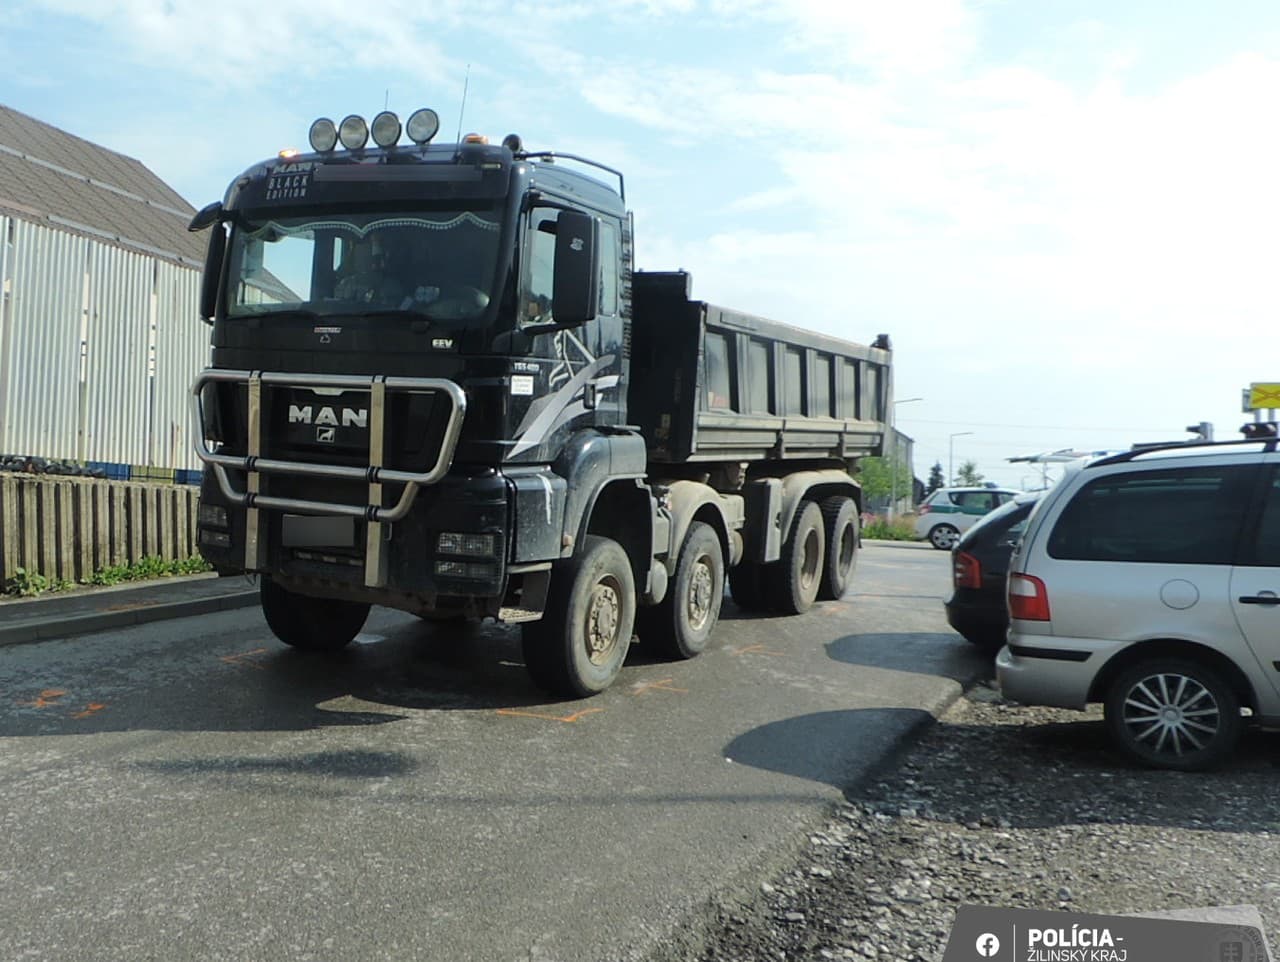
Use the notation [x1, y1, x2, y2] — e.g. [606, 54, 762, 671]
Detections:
[226, 209, 503, 323]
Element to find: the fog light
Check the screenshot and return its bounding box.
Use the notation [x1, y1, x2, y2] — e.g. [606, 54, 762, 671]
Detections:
[309, 117, 338, 152]
[435, 560, 498, 580]
[437, 532, 496, 557]
[338, 114, 369, 150]
[200, 529, 232, 549]
[371, 111, 401, 147]
[198, 504, 228, 528]
[406, 108, 440, 145]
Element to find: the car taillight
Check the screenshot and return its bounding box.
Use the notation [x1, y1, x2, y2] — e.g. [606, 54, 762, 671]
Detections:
[918, 504, 931, 515]
[1008, 573, 1050, 622]
[953, 551, 981, 589]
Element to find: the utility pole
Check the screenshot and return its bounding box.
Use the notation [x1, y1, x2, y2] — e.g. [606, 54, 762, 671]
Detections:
[949, 431, 973, 485]
[888, 397, 922, 519]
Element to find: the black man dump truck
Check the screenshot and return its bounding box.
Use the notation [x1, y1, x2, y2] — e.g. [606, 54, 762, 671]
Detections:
[188, 106, 892, 696]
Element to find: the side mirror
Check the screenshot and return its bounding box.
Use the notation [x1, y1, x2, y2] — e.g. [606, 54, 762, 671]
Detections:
[552, 210, 599, 327]
[188, 201, 223, 232]
[199, 224, 227, 324]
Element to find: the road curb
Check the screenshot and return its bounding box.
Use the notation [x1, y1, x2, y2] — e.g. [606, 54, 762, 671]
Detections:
[0, 589, 260, 648]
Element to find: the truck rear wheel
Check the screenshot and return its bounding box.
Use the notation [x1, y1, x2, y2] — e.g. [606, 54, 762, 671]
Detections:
[817, 496, 859, 601]
[260, 578, 370, 652]
[641, 521, 724, 659]
[521, 535, 636, 697]
[771, 500, 825, 615]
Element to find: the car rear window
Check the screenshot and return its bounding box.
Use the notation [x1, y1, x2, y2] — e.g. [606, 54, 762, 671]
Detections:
[1046, 465, 1255, 565]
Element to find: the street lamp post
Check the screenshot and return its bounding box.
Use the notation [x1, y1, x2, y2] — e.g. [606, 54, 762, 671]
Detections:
[888, 397, 922, 520]
[949, 431, 974, 485]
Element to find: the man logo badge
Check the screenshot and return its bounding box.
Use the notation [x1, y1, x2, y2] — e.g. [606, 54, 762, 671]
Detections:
[316, 426, 336, 443]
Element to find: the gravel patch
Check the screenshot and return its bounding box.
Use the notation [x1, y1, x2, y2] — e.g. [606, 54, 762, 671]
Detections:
[662, 681, 1280, 962]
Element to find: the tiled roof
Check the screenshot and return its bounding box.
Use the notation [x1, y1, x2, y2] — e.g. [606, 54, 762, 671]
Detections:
[0, 103, 206, 266]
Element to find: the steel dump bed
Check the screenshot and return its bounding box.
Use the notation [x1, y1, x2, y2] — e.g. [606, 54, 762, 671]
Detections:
[627, 271, 891, 465]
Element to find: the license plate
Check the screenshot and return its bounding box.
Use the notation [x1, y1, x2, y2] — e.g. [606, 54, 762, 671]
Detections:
[282, 514, 355, 548]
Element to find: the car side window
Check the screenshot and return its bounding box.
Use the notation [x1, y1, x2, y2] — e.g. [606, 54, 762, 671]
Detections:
[1244, 469, 1280, 566]
[1047, 465, 1255, 565]
[955, 491, 995, 513]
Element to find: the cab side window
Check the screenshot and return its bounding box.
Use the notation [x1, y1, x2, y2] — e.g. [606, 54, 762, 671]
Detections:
[598, 220, 618, 315]
[521, 210, 557, 327]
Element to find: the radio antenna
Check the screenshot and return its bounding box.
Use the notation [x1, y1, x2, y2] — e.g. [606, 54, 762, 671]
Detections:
[454, 64, 471, 145]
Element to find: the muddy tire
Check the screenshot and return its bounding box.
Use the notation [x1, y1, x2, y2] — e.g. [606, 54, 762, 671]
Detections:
[521, 536, 635, 697]
[260, 578, 369, 652]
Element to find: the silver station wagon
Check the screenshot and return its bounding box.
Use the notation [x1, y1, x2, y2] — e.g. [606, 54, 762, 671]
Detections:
[997, 439, 1280, 770]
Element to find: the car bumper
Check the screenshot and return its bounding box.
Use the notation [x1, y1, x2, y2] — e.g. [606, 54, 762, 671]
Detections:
[996, 634, 1129, 709]
[944, 597, 1007, 644]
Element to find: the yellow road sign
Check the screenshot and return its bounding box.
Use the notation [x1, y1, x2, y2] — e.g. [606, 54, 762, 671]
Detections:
[1248, 383, 1280, 410]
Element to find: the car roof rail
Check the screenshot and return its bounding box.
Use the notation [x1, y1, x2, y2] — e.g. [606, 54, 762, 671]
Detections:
[1087, 437, 1277, 469]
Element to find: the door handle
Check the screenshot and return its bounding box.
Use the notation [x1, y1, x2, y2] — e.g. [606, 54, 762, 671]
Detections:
[1240, 592, 1280, 606]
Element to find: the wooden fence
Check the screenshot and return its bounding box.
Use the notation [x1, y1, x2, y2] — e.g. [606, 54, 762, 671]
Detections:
[0, 475, 200, 586]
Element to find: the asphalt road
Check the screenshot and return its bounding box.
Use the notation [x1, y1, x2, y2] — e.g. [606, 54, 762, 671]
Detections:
[0, 542, 986, 962]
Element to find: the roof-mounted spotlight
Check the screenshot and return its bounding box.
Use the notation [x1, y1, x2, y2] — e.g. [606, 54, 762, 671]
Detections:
[406, 108, 440, 145]
[309, 117, 338, 152]
[338, 114, 369, 150]
[371, 111, 401, 148]
[502, 133, 523, 154]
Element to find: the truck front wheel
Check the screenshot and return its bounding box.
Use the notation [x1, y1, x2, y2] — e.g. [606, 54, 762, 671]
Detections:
[521, 536, 636, 697]
[641, 521, 724, 659]
[260, 578, 370, 652]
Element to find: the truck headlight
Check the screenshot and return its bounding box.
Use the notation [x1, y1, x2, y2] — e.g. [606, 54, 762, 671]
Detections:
[198, 504, 228, 528]
[437, 532, 497, 557]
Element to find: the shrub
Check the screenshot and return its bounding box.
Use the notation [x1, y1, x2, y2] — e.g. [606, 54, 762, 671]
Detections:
[861, 515, 917, 541]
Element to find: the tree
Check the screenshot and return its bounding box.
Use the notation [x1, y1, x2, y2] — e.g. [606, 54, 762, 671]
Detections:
[855, 453, 912, 503]
[954, 459, 984, 486]
[927, 461, 945, 494]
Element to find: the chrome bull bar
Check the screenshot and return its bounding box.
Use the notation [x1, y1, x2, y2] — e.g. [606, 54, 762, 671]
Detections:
[191, 369, 467, 587]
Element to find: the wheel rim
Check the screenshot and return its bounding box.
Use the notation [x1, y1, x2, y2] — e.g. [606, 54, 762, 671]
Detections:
[687, 554, 715, 631]
[1121, 672, 1221, 758]
[932, 526, 957, 549]
[800, 528, 821, 592]
[585, 577, 622, 665]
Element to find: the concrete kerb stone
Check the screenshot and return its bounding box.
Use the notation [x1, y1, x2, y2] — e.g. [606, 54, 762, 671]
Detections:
[0, 587, 260, 648]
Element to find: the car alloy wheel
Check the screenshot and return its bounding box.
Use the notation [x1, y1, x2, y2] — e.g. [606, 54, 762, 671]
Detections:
[1104, 658, 1243, 771]
[928, 524, 960, 551]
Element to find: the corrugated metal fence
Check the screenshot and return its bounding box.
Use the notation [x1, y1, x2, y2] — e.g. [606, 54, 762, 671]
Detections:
[0, 214, 207, 471]
[0, 474, 200, 586]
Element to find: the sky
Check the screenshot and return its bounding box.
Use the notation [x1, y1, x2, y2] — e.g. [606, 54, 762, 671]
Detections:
[5, 0, 1280, 490]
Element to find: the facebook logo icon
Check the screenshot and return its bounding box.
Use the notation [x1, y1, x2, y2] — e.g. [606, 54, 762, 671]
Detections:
[976, 933, 1001, 958]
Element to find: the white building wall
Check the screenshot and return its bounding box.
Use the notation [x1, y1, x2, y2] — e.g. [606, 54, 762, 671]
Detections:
[0, 215, 205, 472]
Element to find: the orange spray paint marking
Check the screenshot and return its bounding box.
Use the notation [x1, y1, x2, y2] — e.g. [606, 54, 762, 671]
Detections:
[631, 678, 688, 696]
[220, 648, 269, 670]
[495, 707, 604, 724]
[18, 689, 67, 709]
[729, 643, 785, 658]
[70, 703, 107, 720]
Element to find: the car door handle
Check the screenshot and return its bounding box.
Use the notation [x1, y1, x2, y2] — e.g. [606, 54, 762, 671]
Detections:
[1240, 593, 1280, 606]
